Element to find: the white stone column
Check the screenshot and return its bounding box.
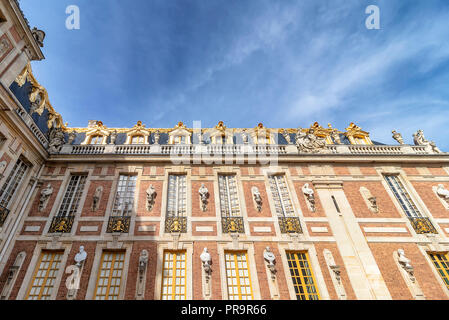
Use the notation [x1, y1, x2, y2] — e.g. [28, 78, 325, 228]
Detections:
[314, 181, 391, 300]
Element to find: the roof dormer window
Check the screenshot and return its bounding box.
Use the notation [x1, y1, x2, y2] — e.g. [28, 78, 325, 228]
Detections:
[90, 135, 104, 145]
[131, 135, 145, 144]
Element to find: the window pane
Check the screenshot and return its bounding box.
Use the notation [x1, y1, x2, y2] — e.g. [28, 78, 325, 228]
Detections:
[224, 252, 253, 300]
[287, 251, 320, 300]
[161, 251, 186, 300]
[26, 251, 63, 300]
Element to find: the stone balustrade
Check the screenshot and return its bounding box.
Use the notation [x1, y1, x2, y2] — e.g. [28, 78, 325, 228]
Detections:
[57, 143, 439, 156]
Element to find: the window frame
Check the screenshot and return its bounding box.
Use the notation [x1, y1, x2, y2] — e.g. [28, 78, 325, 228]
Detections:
[160, 250, 187, 300]
[56, 174, 87, 217]
[93, 250, 126, 300]
[0, 157, 29, 209]
[268, 174, 296, 217]
[285, 250, 321, 300]
[218, 174, 242, 218]
[25, 250, 64, 300]
[166, 174, 187, 218]
[111, 174, 137, 217]
[224, 251, 254, 300]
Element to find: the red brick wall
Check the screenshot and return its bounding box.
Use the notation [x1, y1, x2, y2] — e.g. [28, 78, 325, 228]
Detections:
[29, 181, 62, 217]
[292, 181, 326, 217]
[253, 243, 290, 300]
[314, 243, 357, 300]
[193, 242, 222, 300]
[81, 180, 113, 217]
[191, 181, 216, 217]
[369, 243, 448, 300]
[136, 181, 163, 217]
[343, 181, 402, 218]
[428, 166, 447, 176]
[56, 242, 97, 300]
[242, 181, 271, 218]
[411, 181, 449, 219]
[124, 242, 158, 300]
[0, 241, 37, 300]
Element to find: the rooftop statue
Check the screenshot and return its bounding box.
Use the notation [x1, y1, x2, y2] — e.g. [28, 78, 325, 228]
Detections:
[413, 130, 442, 153]
[295, 127, 328, 153]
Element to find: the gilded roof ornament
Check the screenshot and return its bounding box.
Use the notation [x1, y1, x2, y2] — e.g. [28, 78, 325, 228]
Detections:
[14, 62, 64, 130]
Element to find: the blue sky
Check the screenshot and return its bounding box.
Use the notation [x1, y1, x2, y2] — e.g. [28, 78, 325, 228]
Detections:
[21, 0, 449, 149]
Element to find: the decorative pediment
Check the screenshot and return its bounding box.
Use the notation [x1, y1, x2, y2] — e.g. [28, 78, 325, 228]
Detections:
[125, 121, 150, 144]
[249, 123, 276, 145]
[344, 123, 372, 145]
[207, 121, 233, 144]
[81, 121, 111, 145]
[169, 121, 192, 144]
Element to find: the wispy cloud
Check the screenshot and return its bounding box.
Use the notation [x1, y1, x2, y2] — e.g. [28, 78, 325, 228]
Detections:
[21, 0, 449, 150]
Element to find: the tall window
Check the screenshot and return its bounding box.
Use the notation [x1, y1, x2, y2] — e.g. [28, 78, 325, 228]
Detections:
[90, 135, 103, 144]
[112, 175, 137, 216]
[0, 158, 28, 209]
[57, 175, 87, 217]
[26, 251, 63, 300]
[94, 251, 125, 300]
[224, 251, 253, 300]
[218, 175, 241, 217]
[131, 135, 145, 144]
[268, 175, 295, 217]
[429, 253, 449, 290]
[384, 175, 421, 218]
[286, 251, 320, 300]
[167, 175, 187, 218]
[161, 251, 186, 300]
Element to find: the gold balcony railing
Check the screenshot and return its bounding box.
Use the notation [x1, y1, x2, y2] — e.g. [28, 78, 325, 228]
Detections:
[0, 205, 10, 227]
[106, 216, 131, 233]
[221, 217, 245, 234]
[278, 217, 303, 234]
[408, 217, 438, 234]
[165, 217, 187, 233]
[48, 216, 75, 233]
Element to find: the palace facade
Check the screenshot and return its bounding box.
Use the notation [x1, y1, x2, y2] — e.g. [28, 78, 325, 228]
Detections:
[1, 0, 449, 301]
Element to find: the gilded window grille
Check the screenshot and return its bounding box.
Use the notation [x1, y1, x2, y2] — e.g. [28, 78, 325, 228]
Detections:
[409, 217, 437, 234]
[165, 175, 187, 233]
[384, 175, 437, 234]
[164, 216, 187, 233]
[25, 251, 63, 300]
[429, 253, 449, 290]
[0, 158, 28, 212]
[224, 251, 253, 300]
[94, 251, 125, 300]
[278, 216, 302, 234]
[221, 216, 245, 234]
[48, 215, 75, 233]
[161, 251, 186, 300]
[0, 204, 10, 227]
[106, 216, 131, 233]
[286, 251, 320, 300]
